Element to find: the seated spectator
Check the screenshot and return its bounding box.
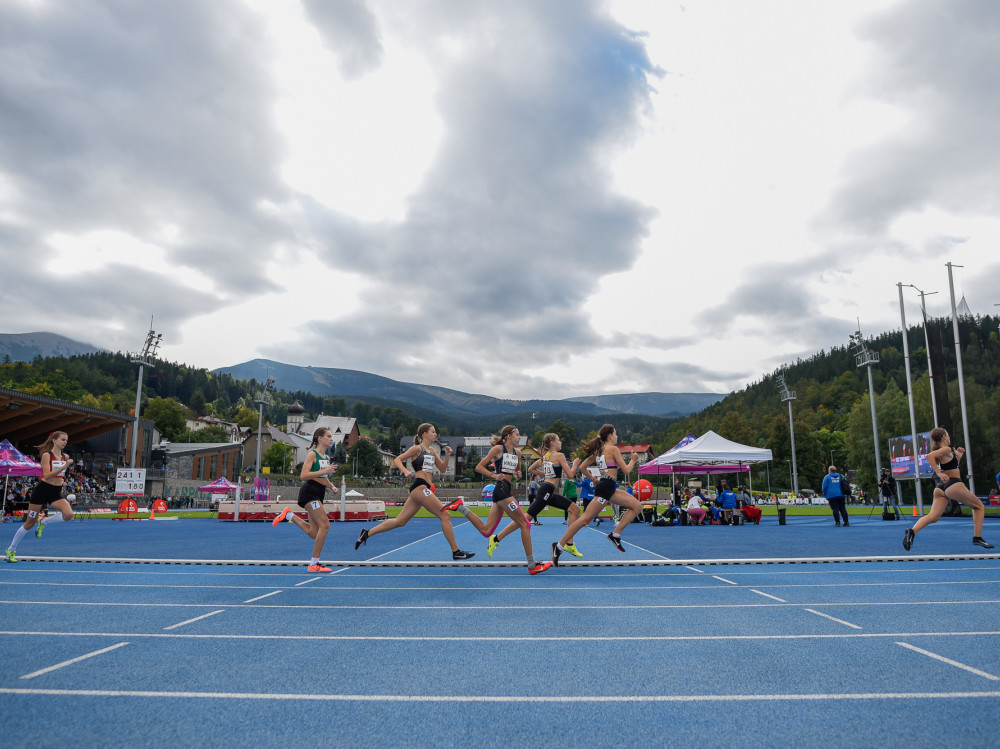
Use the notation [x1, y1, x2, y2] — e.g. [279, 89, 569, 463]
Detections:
[686, 492, 706, 525]
[737, 485, 762, 525]
[718, 481, 738, 523]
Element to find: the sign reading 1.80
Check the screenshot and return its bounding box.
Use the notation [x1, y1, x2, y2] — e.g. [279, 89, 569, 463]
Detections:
[115, 468, 147, 497]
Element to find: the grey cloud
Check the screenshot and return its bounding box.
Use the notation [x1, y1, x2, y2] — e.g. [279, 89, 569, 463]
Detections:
[822, 0, 1000, 234]
[301, 0, 384, 79]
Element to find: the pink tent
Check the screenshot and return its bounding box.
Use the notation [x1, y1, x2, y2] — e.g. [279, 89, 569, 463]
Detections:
[198, 476, 240, 493]
[1, 439, 42, 517]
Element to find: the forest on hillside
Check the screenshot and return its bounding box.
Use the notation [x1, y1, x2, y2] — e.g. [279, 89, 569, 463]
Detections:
[650, 314, 1000, 498]
[2, 313, 997, 494]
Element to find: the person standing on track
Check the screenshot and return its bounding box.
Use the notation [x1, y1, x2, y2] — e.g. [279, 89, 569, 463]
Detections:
[487, 433, 581, 559]
[354, 423, 474, 561]
[272, 427, 340, 572]
[821, 466, 850, 527]
[5, 431, 74, 563]
[903, 427, 993, 551]
[552, 424, 640, 566]
[474, 425, 550, 575]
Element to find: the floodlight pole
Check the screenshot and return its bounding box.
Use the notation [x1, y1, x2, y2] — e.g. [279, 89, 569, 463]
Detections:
[850, 327, 883, 483]
[897, 285, 924, 511]
[777, 374, 799, 496]
[946, 262, 974, 493]
[130, 326, 162, 468]
[914, 287, 940, 426]
[254, 376, 275, 481]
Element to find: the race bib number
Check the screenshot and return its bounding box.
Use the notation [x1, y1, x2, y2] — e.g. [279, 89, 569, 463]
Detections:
[597, 496, 608, 505]
[543, 461, 556, 480]
[588, 466, 601, 478]
[51, 460, 68, 476]
[317, 459, 329, 472]
[423, 488, 433, 496]
[420, 453, 435, 472]
[501, 453, 518, 473]
[596, 455, 608, 471]
[507, 500, 519, 513]
[309, 501, 321, 510]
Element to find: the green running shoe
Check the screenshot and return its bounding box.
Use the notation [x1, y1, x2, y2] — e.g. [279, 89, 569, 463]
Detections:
[563, 542, 583, 558]
[35, 522, 44, 539]
[487, 535, 500, 558]
[5, 549, 16, 563]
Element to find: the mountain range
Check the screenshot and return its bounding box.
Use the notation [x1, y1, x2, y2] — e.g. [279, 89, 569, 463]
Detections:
[0, 333, 724, 419]
[215, 358, 723, 419]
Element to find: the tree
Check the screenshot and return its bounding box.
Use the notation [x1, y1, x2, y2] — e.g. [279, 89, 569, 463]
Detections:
[262, 442, 296, 474]
[347, 437, 384, 477]
[144, 397, 187, 442]
[234, 406, 259, 429]
[189, 390, 207, 416]
[185, 425, 231, 443]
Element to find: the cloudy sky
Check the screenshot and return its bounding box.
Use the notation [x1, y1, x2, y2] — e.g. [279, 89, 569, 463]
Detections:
[2, 0, 998, 399]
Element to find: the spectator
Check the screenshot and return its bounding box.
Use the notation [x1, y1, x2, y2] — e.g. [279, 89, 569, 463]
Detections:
[822, 465, 850, 527]
[717, 481, 738, 524]
[737, 485, 762, 525]
[878, 469, 902, 519]
[686, 491, 706, 525]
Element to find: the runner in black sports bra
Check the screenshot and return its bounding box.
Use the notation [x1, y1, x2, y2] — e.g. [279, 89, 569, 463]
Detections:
[903, 427, 992, 551]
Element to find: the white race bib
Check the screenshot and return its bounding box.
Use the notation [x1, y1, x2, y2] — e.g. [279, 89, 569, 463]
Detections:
[543, 460, 556, 480]
[501, 453, 518, 473]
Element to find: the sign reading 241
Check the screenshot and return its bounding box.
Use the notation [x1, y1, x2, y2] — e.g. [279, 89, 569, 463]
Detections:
[115, 468, 147, 497]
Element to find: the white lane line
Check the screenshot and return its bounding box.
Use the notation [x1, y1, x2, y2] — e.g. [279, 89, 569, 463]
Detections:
[3, 686, 1000, 702]
[163, 610, 225, 630]
[751, 589, 787, 602]
[365, 529, 446, 561]
[244, 591, 282, 604]
[896, 642, 1000, 681]
[9, 629, 1000, 642]
[580, 527, 672, 560]
[713, 576, 738, 585]
[294, 577, 323, 586]
[6, 599, 1000, 611]
[805, 609, 862, 629]
[20, 642, 130, 680]
[685, 566, 704, 573]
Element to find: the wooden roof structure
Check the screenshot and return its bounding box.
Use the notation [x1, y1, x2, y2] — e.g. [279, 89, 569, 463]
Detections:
[0, 386, 130, 448]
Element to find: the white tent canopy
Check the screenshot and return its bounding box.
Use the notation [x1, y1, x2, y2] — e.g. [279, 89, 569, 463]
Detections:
[653, 430, 772, 467]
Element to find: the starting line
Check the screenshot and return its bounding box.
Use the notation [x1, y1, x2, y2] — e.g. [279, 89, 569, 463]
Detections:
[13, 553, 1000, 567]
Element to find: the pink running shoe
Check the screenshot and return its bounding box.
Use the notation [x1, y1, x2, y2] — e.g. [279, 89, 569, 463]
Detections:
[529, 561, 552, 575]
[442, 497, 465, 512]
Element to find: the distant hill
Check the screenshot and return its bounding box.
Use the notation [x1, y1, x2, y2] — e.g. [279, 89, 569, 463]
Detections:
[216, 358, 723, 420]
[565, 392, 725, 417]
[0, 332, 102, 362]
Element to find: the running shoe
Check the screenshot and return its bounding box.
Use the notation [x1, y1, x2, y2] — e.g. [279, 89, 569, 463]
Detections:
[973, 537, 995, 549]
[533, 520, 542, 526]
[272, 507, 290, 526]
[35, 522, 44, 539]
[594, 518, 601, 527]
[902, 528, 915, 551]
[551, 542, 562, 567]
[529, 561, 552, 575]
[487, 534, 500, 558]
[354, 528, 369, 550]
[307, 564, 332, 573]
[442, 498, 465, 512]
[5, 549, 15, 563]
[452, 549, 475, 560]
[563, 542, 583, 558]
[608, 533, 625, 552]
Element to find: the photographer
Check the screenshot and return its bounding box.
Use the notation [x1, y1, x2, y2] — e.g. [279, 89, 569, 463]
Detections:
[878, 468, 902, 520]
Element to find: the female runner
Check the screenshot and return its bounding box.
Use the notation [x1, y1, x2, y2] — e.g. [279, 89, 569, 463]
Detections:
[903, 427, 993, 550]
[487, 433, 581, 559]
[473, 425, 550, 574]
[354, 423, 475, 560]
[6, 431, 75, 563]
[552, 424, 640, 566]
[272, 427, 340, 572]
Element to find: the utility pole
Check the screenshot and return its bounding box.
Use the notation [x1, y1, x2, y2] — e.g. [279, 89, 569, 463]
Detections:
[776, 374, 799, 496]
[254, 376, 275, 481]
[130, 324, 162, 468]
[946, 262, 974, 493]
[897, 285, 924, 512]
[849, 326, 883, 480]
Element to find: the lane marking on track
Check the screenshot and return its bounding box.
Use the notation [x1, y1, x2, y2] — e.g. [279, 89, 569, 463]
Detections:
[6, 629, 1000, 642]
[713, 576, 738, 585]
[580, 526, 672, 560]
[6, 599, 1000, 611]
[294, 577, 324, 586]
[163, 610, 225, 630]
[751, 590, 787, 602]
[805, 609, 862, 629]
[685, 566, 705, 573]
[895, 642, 1000, 681]
[20, 642, 130, 680]
[3, 686, 1000, 702]
[244, 591, 282, 603]
[364, 529, 446, 561]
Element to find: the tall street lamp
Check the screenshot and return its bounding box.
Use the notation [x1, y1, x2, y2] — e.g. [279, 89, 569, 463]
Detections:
[130, 325, 162, 468]
[777, 374, 798, 496]
[254, 376, 275, 481]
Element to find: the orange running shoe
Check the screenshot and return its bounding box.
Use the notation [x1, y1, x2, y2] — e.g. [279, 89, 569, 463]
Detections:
[272, 507, 290, 526]
[307, 564, 332, 572]
[529, 561, 552, 575]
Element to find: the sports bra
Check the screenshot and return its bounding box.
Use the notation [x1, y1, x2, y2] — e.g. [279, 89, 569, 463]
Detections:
[411, 446, 436, 473]
[492, 445, 519, 476]
[542, 451, 562, 481]
[938, 450, 959, 471]
[45, 452, 69, 478]
[307, 449, 330, 479]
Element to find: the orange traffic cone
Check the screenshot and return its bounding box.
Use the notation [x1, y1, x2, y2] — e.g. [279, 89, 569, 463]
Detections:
[912, 504, 918, 517]
[149, 508, 155, 520]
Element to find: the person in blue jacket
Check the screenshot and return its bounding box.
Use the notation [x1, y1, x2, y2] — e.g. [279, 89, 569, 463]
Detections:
[717, 480, 738, 524]
[822, 465, 849, 527]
